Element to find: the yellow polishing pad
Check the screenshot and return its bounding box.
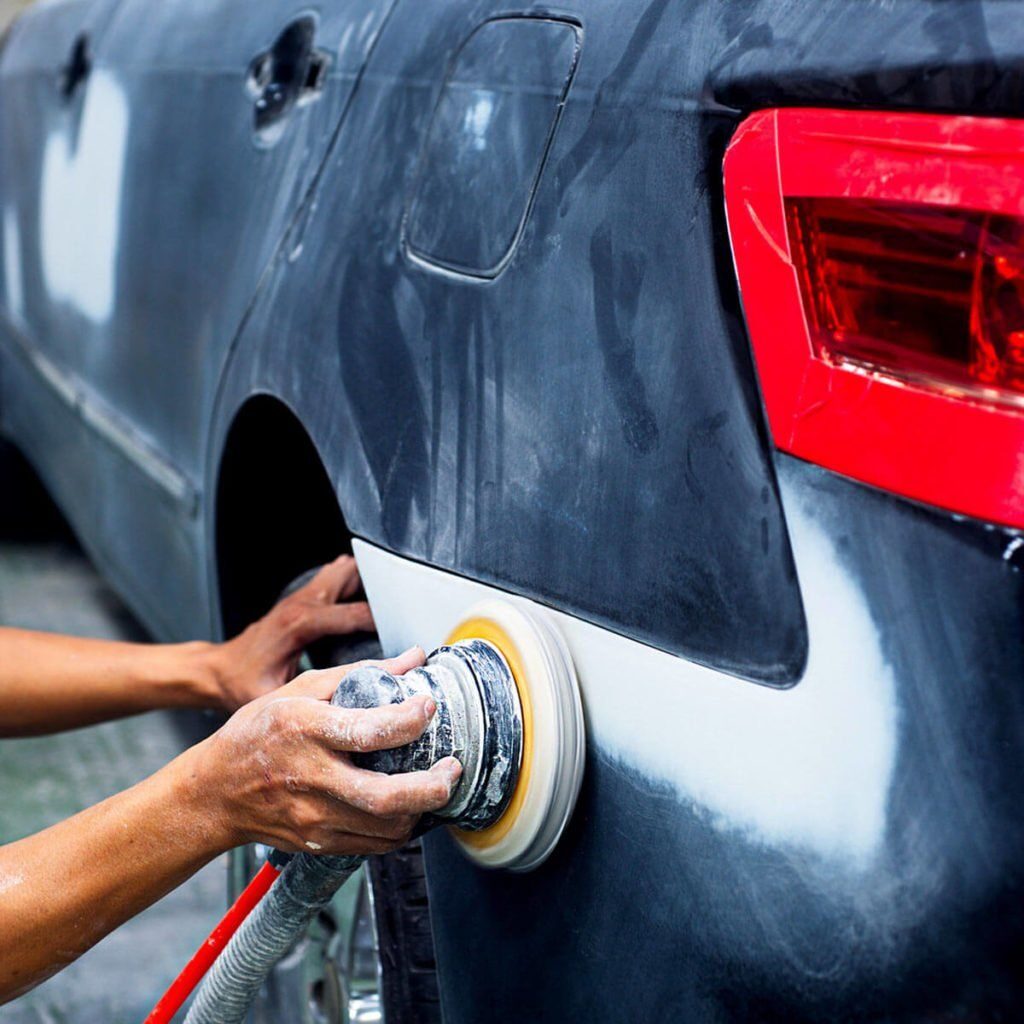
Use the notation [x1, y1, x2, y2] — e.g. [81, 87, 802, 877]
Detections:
[444, 600, 585, 872]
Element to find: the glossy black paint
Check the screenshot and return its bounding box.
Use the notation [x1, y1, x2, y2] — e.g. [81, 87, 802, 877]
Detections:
[3, 1, 1024, 1020]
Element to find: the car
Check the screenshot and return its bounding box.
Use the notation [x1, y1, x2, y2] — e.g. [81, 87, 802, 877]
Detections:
[3, 0, 1024, 1020]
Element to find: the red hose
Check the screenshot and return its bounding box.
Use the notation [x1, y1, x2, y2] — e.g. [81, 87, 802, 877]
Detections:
[144, 860, 281, 1024]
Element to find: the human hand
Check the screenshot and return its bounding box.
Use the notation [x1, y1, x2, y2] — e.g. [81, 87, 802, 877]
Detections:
[194, 647, 462, 856]
[209, 555, 374, 712]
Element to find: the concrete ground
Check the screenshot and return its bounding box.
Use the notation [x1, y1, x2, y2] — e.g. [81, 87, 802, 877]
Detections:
[0, 0, 34, 33]
[0, 449, 225, 1023]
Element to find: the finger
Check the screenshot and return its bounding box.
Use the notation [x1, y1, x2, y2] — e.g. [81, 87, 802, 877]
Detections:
[336, 811, 417, 842]
[290, 792, 418, 842]
[378, 646, 426, 677]
[300, 555, 362, 604]
[278, 668, 343, 700]
[299, 601, 374, 643]
[319, 804, 417, 842]
[305, 835, 408, 857]
[309, 695, 437, 752]
[286, 646, 427, 701]
[341, 758, 462, 817]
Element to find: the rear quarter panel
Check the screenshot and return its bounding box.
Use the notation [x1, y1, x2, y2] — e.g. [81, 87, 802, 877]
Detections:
[212, 0, 1024, 1019]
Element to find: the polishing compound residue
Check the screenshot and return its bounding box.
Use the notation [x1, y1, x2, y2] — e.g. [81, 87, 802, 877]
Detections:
[356, 491, 898, 866]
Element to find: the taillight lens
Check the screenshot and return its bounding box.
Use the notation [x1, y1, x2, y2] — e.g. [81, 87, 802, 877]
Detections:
[724, 108, 1024, 530]
[786, 198, 1024, 407]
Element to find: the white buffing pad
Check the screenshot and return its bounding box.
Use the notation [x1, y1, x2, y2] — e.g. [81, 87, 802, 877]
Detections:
[447, 600, 585, 871]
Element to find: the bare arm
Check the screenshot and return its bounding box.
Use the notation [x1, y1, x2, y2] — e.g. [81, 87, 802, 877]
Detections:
[0, 555, 373, 736]
[0, 649, 462, 1003]
[0, 628, 221, 735]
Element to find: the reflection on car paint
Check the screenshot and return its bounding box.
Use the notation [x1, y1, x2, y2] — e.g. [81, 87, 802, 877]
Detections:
[2, 204, 22, 319]
[40, 70, 127, 324]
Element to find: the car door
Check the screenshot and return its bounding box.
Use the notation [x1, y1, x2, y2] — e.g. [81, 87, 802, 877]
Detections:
[0, 0, 126, 562]
[5, 0, 401, 637]
[85, 0, 401, 478]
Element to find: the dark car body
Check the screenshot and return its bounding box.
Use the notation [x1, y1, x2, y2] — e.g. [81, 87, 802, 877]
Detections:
[2, 1, 1024, 1020]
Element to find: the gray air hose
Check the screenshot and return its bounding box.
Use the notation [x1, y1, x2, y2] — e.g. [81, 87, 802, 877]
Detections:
[183, 853, 362, 1024]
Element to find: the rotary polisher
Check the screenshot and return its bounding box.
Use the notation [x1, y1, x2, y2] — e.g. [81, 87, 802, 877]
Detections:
[151, 599, 586, 1024]
[339, 598, 585, 870]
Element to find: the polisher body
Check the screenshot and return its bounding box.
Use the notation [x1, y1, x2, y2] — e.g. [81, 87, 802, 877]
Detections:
[334, 601, 585, 873]
[333, 640, 524, 833]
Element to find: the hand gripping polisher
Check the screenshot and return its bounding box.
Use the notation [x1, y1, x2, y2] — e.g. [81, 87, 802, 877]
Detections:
[153, 599, 586, 1024]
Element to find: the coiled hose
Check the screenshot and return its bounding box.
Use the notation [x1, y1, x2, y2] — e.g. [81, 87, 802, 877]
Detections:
[182, 852, 362, 1024]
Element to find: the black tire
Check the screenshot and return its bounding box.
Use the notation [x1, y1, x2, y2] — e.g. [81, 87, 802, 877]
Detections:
[368, 841, 442, 1024]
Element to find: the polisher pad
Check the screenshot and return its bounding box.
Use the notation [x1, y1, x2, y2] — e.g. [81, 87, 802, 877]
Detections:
[446, 601, 585, 872]
[333, 600, 585, 872]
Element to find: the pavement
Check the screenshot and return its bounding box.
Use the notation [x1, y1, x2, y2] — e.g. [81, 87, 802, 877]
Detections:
[0, 445, 225, 1024]
[0, 1, 35, 33]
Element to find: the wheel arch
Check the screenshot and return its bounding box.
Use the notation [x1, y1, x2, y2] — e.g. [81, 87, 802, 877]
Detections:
[213, 392, 352, 638]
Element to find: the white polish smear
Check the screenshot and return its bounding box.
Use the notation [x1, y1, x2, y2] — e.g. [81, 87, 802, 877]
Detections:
[1003, 536, 1023, 563]
[356, 489, 898, 867]
[0, 869, 25, 896]
[305, 841, 323, 851]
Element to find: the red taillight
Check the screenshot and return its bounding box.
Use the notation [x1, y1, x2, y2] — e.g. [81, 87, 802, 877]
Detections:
[786, 198, 1024, 407]
[724, 109, 1024, 529]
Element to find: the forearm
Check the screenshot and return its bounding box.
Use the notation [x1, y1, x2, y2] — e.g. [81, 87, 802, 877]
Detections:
[0, 649, 455, 1005]
[0, 740, 231, 1002]
[0, 628, 221, 736]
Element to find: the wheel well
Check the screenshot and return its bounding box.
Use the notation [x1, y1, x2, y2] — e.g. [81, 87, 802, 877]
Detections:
[0, 437, 74, 542]
[215, 396, 350, 638]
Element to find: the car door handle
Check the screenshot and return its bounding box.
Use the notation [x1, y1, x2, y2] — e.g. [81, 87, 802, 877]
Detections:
[59, 33, 91, 100]
[247, 16, 329, 140]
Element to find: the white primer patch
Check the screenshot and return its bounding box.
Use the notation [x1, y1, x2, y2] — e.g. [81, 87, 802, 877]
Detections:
[355, 498, 897, 865]
[39, 70, 128, 323]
